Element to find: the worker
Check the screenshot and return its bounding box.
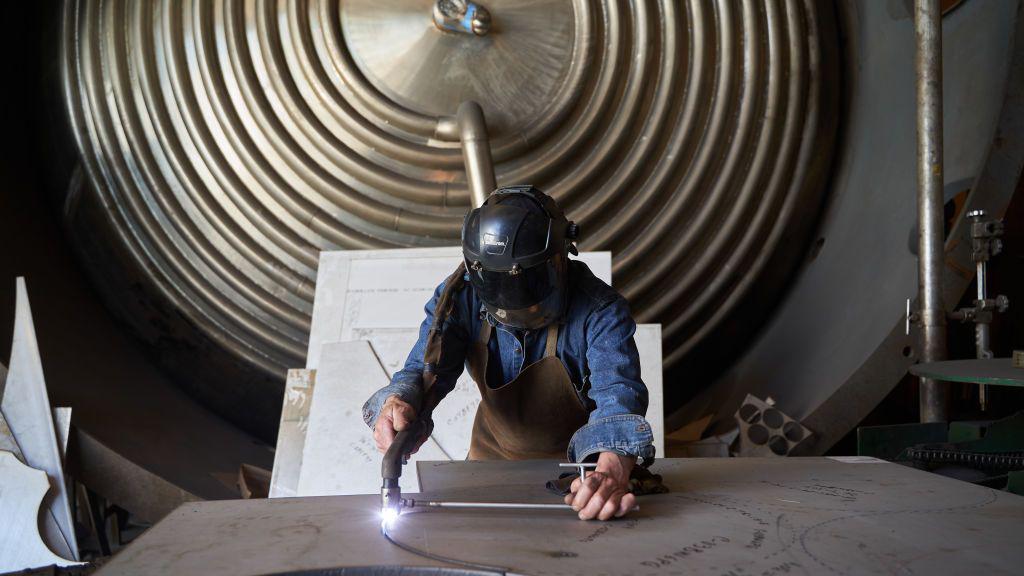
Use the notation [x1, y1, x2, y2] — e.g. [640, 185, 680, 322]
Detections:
[363, 185, 654, 521]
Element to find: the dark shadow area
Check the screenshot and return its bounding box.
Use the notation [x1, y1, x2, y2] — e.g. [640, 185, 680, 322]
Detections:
[829, 173, 1024, 455]
[0, 0, 272, 504]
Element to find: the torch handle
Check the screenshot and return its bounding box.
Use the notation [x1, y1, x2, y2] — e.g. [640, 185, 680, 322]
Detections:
[382, 419, 428, 482]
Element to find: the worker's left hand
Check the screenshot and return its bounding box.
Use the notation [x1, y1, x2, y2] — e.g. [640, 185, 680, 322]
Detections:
[564, 452, 636, 520]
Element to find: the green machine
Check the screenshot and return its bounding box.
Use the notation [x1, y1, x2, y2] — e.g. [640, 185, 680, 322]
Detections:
[859, 359, 1024, 494]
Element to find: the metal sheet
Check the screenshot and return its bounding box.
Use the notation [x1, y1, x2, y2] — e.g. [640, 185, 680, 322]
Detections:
[0, 452, 82, 572]
[0, 410, 19, 457]
[269, 369, 317, 498]
[296, 340, 448, 496]
[1, 278, 78, 560]
[53, 407, 71, 458]
[0, 403, 76, 565]
[96, 458, 1024, 576]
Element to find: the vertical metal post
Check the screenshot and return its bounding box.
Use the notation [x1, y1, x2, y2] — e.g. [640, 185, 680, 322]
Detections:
[456, 101, 497, 208]
[915, 0, 948, 423]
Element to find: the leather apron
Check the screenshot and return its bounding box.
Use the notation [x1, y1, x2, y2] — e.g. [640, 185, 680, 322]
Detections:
[466, 319, 591, 460]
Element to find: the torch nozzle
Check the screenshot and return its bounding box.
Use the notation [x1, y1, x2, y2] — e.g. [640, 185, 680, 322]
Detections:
[381, 483, 403, 532]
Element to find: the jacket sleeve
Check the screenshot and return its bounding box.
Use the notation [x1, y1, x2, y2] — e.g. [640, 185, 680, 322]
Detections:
[567, 295, 656, 464]
[361, 278, 470, 428]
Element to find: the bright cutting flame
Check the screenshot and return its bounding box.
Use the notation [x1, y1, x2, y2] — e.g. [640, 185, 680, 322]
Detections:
[380, 507, 400, 531]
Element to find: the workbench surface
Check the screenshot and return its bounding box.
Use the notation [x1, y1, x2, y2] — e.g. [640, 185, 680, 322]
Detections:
[98, 458, 1024, 575]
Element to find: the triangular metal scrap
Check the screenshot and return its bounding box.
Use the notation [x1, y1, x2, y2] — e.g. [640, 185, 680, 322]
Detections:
[0, 278, 79, 560]
[0, 451, 84, 571]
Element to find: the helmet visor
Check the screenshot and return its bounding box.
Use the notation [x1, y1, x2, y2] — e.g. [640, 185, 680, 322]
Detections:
[469, 260, 557, 310]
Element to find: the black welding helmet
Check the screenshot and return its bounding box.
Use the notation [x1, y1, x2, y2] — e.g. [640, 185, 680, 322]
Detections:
[462, 185, 580, 330]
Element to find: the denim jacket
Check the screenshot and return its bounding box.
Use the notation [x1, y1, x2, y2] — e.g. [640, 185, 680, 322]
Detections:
[361, 260, 656, 464]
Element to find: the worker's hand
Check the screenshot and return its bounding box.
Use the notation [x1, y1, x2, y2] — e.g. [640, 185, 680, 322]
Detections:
[373, 394, 418, 454]
[564, 452, 637, 520]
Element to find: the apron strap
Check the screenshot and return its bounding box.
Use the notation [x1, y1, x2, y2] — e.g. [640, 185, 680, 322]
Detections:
[478, 317, 493, 345]
[543, 323, 559, 358]
[467, 317, 493, 388]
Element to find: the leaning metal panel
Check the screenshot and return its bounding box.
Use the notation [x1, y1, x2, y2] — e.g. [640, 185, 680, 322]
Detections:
[62, 0, 838, 431]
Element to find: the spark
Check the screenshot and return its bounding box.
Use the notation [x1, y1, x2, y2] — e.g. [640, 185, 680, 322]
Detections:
[380, 507, 400, 531]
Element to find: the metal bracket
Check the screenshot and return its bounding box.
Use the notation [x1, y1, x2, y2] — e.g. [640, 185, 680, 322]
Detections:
[906, 298, 918, 335]
[948, 210, 1010, 410]
[433, 0, 492, 36]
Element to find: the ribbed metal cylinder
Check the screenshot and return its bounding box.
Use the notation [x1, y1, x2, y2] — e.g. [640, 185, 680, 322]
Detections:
[63, 0, 837, 412]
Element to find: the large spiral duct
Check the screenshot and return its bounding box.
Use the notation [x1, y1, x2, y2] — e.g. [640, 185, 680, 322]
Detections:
[63, 0, 838, 436]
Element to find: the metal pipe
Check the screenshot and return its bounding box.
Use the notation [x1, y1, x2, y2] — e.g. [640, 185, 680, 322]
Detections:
[976, 235, 991, 411]
[976, 258, 992, 358]
[915, 0, 948, 423]
[456, 101, 497, 208]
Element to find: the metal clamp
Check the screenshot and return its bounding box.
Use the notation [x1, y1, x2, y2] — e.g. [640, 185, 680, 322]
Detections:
[559, 462, 599, 481]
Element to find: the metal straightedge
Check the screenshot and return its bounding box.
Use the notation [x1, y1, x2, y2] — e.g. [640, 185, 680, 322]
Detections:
[385, 461, 639, 522]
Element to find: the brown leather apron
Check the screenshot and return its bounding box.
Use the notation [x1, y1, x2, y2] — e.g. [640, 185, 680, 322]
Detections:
[466, 319, 591, 460]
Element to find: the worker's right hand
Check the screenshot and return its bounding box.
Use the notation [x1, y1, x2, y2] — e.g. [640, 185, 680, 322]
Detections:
[373, 394, 418, 453]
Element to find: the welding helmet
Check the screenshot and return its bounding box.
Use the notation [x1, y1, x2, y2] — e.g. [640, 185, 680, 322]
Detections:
[462, 185, 580, 330]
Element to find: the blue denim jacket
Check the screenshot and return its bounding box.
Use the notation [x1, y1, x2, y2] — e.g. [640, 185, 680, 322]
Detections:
[361, 260, 655, 463]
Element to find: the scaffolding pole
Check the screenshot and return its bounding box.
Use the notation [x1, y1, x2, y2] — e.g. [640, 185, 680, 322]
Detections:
[915, 0, 948, 423]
